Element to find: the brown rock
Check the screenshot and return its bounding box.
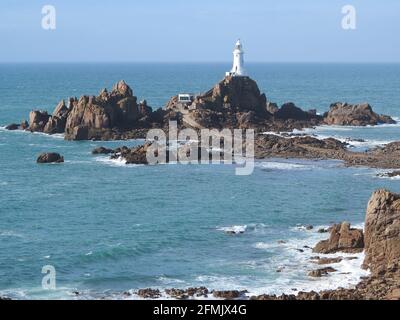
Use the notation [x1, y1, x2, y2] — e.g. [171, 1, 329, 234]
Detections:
[212, 290, 247, 299]
[313, 222, 364, 254]
[363, 189, 400, 275]
[323, 102, 395, 126]
[37, 153, 64, 164]
[29, 110, 50, 132]
[136, 288, 161, 299]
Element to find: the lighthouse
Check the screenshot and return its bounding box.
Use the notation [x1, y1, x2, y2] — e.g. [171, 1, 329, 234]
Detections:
[226, 39, 246, 77]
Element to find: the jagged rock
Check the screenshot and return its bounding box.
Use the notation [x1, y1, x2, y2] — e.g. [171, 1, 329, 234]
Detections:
[114, 143, 151, 165]
[363, 189, 400, 275]
[63, 81, 161, 140]
[29, 110, 50, 132]
[37, 153, 64, 164]
[112, 80, 133, 97]
[266, 101, 279, 114]
[44, 116, 67, 134]
[323, 103, 395, 126]
[313, 222, 364, 254]
[92, 147, 114, 155]
[52, 100, 70, 118]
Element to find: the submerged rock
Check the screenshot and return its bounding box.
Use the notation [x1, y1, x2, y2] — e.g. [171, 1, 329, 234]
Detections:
[377, 171, 400, 178]
[308, 267, 337, 277]
[5, 123, 19, 130]
[37, 153, 64, 164]
[92, 147, 114, 155]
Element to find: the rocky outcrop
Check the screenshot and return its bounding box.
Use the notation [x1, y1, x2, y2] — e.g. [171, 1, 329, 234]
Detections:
[363, 189, 400, 275]
[313, 222, 364, 254]
[323, 102, 395, 126]
[275, 102, 320, 121]
[29, 110, 50, 132]
[43, 100, 70, 134]
[254, 133, 400, 170]
[37, 153, 64, 163]
[136, 288, 161, 299]
[164, 287, 209, 299]
[212, 290, 247, 299]
[116, 144, 150, 165]
[23, 81, 171, 140]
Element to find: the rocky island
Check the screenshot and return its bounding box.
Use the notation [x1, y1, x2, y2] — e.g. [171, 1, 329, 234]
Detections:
[6, 76, 395, 141]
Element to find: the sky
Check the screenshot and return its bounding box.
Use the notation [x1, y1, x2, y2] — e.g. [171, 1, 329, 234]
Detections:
[0, 0, 399, 63]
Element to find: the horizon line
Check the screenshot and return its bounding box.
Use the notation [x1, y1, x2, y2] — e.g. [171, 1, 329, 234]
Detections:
[1, 61, 400, 64]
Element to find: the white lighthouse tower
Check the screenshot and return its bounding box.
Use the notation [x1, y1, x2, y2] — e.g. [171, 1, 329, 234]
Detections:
[226, 39, 246, 77]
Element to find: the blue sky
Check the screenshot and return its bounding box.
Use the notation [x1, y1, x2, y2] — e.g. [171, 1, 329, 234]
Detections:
[0, 0, 399, 62]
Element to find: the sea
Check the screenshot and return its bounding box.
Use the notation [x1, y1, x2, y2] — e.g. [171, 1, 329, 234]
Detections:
[0, 63, 400, 299]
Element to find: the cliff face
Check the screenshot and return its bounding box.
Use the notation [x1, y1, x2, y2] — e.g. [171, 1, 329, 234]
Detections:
[363, 189, 400, 275]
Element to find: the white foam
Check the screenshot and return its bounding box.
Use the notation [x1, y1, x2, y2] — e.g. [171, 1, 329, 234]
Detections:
[0, 230, 24, 238]
[376, 171, 400, 180]
[258, 161, 309, 170]
[95, 156, 127, 167]
[217, 225, 247, 234]
[247, 224, 369, 296]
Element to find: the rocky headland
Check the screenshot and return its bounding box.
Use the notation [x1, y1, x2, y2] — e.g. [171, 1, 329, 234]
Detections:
[252, 189, 400, 300]
[128, 189, 400, 300]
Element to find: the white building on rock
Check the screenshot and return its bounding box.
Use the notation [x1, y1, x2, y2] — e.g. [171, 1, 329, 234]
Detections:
[226, 39, 246, 77]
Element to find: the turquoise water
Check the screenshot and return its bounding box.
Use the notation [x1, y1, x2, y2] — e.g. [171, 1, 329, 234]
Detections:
[1, 63, 400, 299]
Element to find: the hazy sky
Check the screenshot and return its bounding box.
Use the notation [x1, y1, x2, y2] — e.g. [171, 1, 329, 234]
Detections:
[0, 0, 399, 62]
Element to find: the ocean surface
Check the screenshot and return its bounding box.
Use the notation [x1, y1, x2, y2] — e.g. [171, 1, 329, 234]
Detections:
[1, 63, 400, 299]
